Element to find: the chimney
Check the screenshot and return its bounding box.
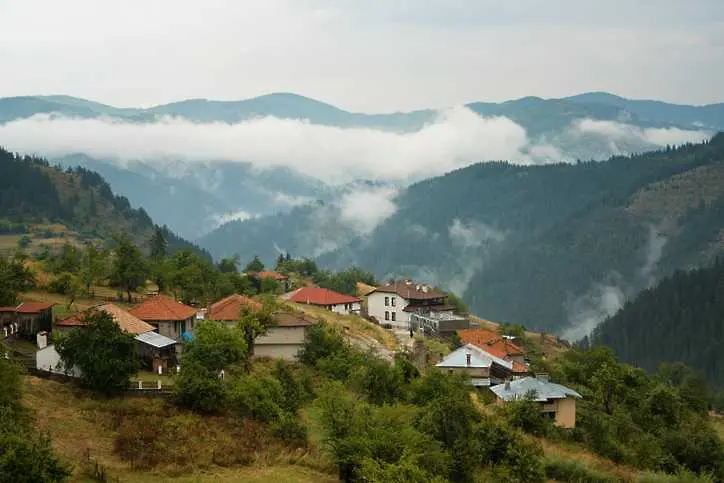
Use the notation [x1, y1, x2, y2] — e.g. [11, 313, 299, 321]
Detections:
[505, 380, 511, 390]
[422, 285, 428, 293]
[466, 353, 471, 366]
[536, 373, 550, 383]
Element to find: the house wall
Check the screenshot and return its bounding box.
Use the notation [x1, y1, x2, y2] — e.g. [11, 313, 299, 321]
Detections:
[36, 345, 81, 377]
[148, 317, 194, 341]
[441, 366, 490, 378]
[367, 292, 409, 327]
[554, 397, 577, 428]
[256, 326, 307, 345]
[254, 344, 303, 361]
[329, 302, 361, 315]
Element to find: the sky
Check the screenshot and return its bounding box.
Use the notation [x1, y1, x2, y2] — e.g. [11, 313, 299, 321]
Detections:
[1, 0, 723, 112]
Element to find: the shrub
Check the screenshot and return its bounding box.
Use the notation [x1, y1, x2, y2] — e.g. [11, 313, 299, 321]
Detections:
[271, 413, 308, 448]
[172, 360, 228, 414]
[228, 375, 284, 422]
[636, 469, 715, 483]
[543, 454, 618, 483]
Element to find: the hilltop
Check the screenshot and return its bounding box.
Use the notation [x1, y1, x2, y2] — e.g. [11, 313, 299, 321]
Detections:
[0, 147, 208, 258]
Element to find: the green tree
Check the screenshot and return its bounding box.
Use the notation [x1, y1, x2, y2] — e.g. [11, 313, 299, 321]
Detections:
[0, 252, 35, 306]
[244, 255, 265, 273]
[149, 226, 168, 261]
[172, 359, 227, 414]
[237, 304, 276, 359]
[110, 234, 147, 302]
[17, 235, 31, 249]
[217, 255, 239, 273]
[0, 358, 71, 483]
[55, 311, 139, 395]
[170, 249, 215, 305]
[79, 243, 107, 296]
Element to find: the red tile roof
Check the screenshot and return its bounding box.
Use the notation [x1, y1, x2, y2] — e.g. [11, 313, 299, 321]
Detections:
[16, 301, 55, 314]
[289, 287, 360, 306]
[373, 280, 445, 301]
[129, 295, 197, 321]
[458, 328, 526, 357]
[57, 304, 155, 335]
[207, 294, 263, 321]
[255, 271, 288, 281]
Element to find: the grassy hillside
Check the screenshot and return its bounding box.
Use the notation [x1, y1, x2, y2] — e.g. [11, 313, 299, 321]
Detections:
[0, 147, 209, 258]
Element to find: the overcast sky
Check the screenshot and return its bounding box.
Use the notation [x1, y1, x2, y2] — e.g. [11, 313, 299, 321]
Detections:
[1, 0, 723, 112]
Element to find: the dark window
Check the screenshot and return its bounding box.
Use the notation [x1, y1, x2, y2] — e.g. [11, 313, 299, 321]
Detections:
[391, 297, 396, 307]
[391, 312, 396, 321]
[385, 311, 389, 321]
[384, 296, 389, 306]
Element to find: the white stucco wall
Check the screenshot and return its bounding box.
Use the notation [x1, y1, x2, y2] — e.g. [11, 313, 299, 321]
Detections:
[256, 326, 307, 345]
[253, 344, 303, 361]
[367, 292, 409, 328]
[329, 301, 361, 315]
[36, 345, 82, 377]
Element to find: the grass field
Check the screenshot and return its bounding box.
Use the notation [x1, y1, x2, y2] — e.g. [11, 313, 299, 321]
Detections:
[22, 376, 336, 483]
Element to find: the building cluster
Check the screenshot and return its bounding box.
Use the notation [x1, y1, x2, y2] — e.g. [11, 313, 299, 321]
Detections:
[3, 274, 580, 427]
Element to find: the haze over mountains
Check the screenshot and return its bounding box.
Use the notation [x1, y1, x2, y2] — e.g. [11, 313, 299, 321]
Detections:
[1, 91, 723, 338]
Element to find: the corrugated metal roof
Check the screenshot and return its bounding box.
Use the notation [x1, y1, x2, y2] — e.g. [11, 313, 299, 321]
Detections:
[436, 343, 513, 370]
[490, 377, 582, 402]
[135, 331, 177, 348]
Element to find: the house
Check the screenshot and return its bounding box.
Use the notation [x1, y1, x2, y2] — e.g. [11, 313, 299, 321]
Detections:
[436, 343, 516, 386]
[205, 294, 317, 360]
[129, 295, 197, 343]
[458, 328, 529, 375]
[490, 375, 582, 428]
[0, 301, 55, 339]
[134, 331, 178, 373]
[254, 311, 316, 360]
[56, 303, 155, 335]
[56, 304, 178, 373]
[367, 280, 469, 333]
[289, 287, 361, 315]
[36, 344, 82, 378]
[206, 294, 263, 325]
[254, 271, 291, 291]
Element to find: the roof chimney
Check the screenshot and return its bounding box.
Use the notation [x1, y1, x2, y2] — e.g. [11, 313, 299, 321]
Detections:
[466, 353, 471, 366]
[505, 380, 511, 390]
[536, 373, 550, 383]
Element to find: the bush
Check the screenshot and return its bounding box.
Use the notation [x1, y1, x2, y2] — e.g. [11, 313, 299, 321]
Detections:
[228, 375, 284, 422]
[636, 469, 715, 483]
[503, 393, 552, 437]
[270, 413, 308, 448]
[172, 360, 228, 414]
[543, 454, 617, 483]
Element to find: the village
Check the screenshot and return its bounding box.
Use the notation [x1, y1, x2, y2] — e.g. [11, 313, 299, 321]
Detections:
[1, 268, 581, 429]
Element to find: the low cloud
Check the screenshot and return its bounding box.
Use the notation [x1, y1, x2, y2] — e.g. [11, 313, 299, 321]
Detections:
[0, 109, 543, 184]
[640, 225, 668, 287]
[212, 210, 257, 226]
[562, 280, 626, 342]
[337, 186, 398, 235]
[448, 218, 505, 248]
[570, 119, 710, 151]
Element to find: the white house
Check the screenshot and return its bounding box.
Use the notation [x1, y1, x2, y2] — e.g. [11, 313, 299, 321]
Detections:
[36, 344, 82, 378]
[367, 280, 458, 330]
[436, 343, 514, 387]
[289, 287, 361, 315]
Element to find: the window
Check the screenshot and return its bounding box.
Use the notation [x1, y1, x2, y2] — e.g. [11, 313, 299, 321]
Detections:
[391, 312, 396, 322]
[384, 296, 389, 306]
[385, 311, 389, 321]
[391, 297, 396, 307]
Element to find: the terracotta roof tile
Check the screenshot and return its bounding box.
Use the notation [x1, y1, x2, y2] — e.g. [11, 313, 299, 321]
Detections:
[16, 301, 55, 313]
[58, 304, 155, 335]
[458, 328, 526, 357]
[207, 294, 262, 321]
[129, 295, 197, 321]
[289, 287, 360, 306]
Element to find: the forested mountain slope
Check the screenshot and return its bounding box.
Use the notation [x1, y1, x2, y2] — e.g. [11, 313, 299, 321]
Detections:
[317, 134, 724, 334]
[0, 147, 208, 257]
[590, 258, 724, 387]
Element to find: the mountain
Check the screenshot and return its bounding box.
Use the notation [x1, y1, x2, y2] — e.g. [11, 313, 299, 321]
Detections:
[306, 134, 724, 335]
[0, 147, 209, 258]
[53, 154, 327, 239]
[590, 258, 724, 388]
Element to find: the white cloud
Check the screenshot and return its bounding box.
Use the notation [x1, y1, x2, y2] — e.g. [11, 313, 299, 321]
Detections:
[571, 119, 710, 149]
[448, 219, 505, 247]
[212, 210, 257, 225]
[337, 187, 398, 235]
[562, 282, 626, 341]
[0, 109, 538, 183]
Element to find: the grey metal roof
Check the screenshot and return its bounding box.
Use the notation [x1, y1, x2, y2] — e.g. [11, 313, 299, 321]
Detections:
[490, 377, 582, 402]
[135, 331, 177, 349]
[436, 343, 512, 370]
